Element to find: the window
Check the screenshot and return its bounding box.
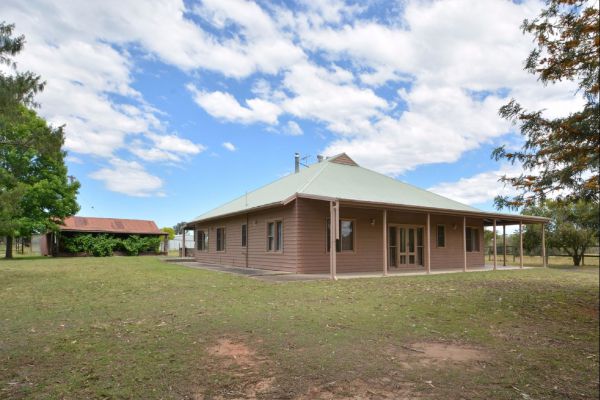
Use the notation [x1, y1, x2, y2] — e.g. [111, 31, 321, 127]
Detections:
[241, 224, 247, 247]
[327, 219, 354, 252]
[436, 225, 445, 248]
[276, 221, 283, 251]
[216, 227, 226, 251]
[267, 221, 283, 251]
[466, 227, 480, 252]
[196, 230, 208, 251]
[267, 222, 274, 251]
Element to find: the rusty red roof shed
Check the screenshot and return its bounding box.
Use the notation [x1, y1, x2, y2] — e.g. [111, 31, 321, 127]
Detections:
[60, 216, 165, 235]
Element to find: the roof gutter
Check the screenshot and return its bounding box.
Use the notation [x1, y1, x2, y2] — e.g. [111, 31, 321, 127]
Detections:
[297, 195, 549, 224]
[185, 201, 287, 226]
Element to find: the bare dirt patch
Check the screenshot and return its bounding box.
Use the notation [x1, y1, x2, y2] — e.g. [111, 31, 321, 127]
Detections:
[410, 342, 488, 363]
[208, 338, 261, 367]
[245, 376, 275, 398]
[295, 378, 418, 400]
[390, 341, 489, 369]
[196, 337, 275, 399]
[576, 304, 599, 319]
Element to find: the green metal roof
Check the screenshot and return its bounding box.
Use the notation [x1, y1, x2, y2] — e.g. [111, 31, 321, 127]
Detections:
[190, 154, 488, 223]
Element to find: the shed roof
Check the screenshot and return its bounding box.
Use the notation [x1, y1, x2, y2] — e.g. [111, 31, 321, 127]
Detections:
[190, 153, 547, 224]
[60, 216, 165, 235]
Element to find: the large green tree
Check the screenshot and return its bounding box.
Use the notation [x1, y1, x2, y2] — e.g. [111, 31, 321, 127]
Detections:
[493, 0, 599, 209]
[1, 23, 79, 258]
[522, 200, 598, 266]
[0, 107, 80, 258]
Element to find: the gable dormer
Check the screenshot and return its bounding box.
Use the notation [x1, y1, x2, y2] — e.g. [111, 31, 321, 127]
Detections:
[328, 153, 358, 166]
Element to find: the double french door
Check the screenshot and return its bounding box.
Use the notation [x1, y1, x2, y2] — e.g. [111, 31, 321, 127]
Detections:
[388, 225, 424, 268]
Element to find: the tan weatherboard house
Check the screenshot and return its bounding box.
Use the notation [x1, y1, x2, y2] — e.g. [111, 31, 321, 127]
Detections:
[185, 154, 548, 278]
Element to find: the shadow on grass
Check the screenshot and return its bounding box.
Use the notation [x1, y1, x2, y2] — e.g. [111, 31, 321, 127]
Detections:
[0, 255, 47, 261]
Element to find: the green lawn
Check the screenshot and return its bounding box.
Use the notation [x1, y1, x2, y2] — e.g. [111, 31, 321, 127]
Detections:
[489, 254, 600, 268]
[1, 257, 598, 399]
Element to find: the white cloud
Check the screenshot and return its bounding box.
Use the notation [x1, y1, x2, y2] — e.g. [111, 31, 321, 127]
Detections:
[89, 159, 164, 197]
[300, 0, 583, 173]
[183, 0, 582, 176]
[222, 142, 236, 152]
[428, 165, 522, 206]
[3, 0, 586, 187]
[1, 0, 209, 196]
[130, 134, 205, 162]
[284, 121, 303, 136]
[187, 84, 282, 124]
[281, 62, 388, 135]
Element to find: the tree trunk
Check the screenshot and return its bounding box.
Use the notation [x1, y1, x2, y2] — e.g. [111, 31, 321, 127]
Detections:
[5, 236, 13, 259]
[573, 253, 581, 266]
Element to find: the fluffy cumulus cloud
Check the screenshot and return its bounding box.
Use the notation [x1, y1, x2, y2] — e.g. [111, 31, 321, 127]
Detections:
[187, 85, 282, 125]
[1, 0, 585, 196]
[1, 0, 208, 197]
[182, 0, 581, 175]
[428, 165, 522, 206]
[89, 159, 164, 197]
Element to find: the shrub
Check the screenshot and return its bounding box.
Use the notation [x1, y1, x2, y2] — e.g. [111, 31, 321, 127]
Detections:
[89, 234, 119, 257]
[61, 233, 118, 256]
[62, 234, 95, 254]
[121, 235, 146, 256]
[61, 233, 161, 256]
[143, 236, 161, 253]
[121, 235, 162, 256]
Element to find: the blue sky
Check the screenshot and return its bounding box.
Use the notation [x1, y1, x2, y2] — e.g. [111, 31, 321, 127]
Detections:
[2, 0, 581, 228]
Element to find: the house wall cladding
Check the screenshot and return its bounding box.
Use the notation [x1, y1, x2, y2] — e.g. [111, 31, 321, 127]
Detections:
[295, 198, 484, 274]
[190, 203, 298, 272]
[296, 198, 383, 274]
[191, 198, 485, 274]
